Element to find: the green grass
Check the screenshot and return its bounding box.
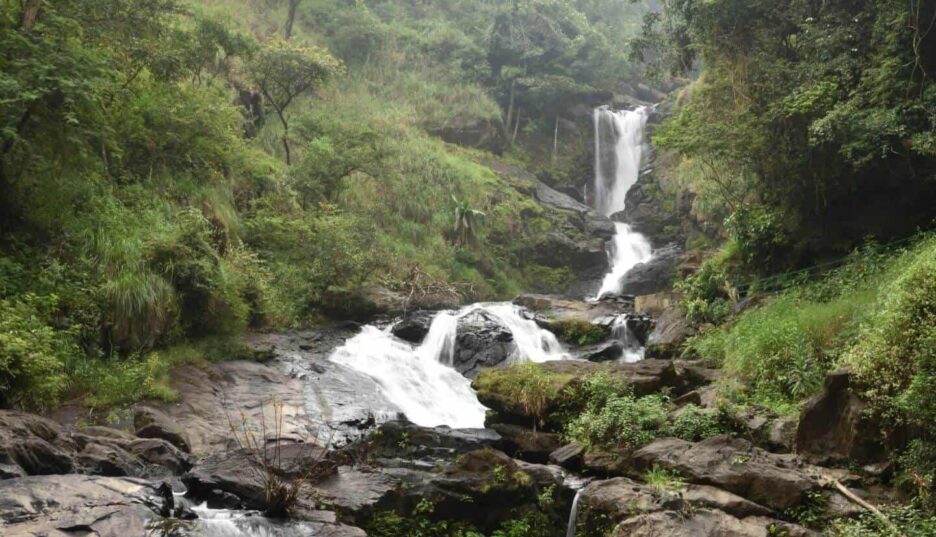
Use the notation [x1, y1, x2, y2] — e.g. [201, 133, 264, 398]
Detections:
[687, 239, 904, 415]
[687, 234, 936, 508]
[644, 465, 685, 494]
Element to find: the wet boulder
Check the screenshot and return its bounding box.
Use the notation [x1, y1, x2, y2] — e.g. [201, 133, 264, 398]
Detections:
[491, 423, 562, 464]
[370, 420, 501, 462]
[183, 443, 332, 510]
[645, 306, 696, 360]
[577, 341, 624, 362]
[0, 411, 75, 476]
[390, 311, 436, 344]
[617, 243, 682, 296]
[535, 231, 609, 272]
[454, 309, 515, 378]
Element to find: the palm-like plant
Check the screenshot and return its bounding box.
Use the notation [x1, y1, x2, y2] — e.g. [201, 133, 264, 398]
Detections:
[452, 196, 485, 246]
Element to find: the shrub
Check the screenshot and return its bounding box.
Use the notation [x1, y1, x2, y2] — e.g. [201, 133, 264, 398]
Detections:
[724, 205, 789, 273]
[0, 294, 76, 409]
[566, 374, 669, 452]
[644, 465, 685, 494]
[667, 404, 734, 442]
[827, 504, 936, 537]
[497, 362, 560, 432]
[676, 242, 741, 325]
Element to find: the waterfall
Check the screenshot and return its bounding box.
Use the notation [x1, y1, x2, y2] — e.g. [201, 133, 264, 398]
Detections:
[328, 303, 568, 428]
[565, 489, 584, 537]
[472, 303, 567, 363]
[612, 316, 645, 363]
[592, 107, 653, 299]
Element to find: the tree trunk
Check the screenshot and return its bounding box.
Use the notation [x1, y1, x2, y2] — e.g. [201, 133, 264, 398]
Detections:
[552, 114, 559, 163]
[502, 80, 515, 142]
[20, 0, 42, 30]
[282, 132, 291, 165]
[511, 108, 521, 144]
[284, 0, 301, 39]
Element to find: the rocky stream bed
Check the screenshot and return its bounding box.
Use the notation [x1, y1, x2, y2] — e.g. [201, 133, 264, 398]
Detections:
[0, 292, 897, 537]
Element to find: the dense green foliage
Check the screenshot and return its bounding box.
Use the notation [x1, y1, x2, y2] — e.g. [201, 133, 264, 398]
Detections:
[644, 0, 936, 268]
[565, 372, 668, 451]
[689, 234, 936, 506]
[0, 0, 658, 409]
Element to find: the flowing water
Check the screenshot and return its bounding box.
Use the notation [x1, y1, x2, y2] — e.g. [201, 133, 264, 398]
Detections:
[188, 503, 321, 536]
[325, 107, 655, 430]
[593, 106, 654, 299]
[328, 303, 568, 429]
[612, 315, 645, 363]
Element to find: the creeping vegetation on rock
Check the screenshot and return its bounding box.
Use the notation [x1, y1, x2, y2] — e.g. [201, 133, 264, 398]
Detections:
[550, 319, 609, 346]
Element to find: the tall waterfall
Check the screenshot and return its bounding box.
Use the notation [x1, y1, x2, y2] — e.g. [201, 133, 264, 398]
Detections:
[593, 107, 653, 299]
[329, 303, 568, 428]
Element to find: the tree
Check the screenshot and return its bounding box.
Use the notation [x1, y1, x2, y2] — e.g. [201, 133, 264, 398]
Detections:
[247, 39, 342, 165]
[284, 0, 301, 39]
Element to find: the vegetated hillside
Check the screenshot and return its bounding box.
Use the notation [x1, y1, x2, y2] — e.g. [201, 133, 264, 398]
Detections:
[0, 0, 655, 409]
[634, 0, 936, 271]
[627, 0, 936, 528]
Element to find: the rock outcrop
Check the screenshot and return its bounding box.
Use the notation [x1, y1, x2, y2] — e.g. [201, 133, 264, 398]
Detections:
[574, 476, 813, 537]
[0, 475, 166, 537]
[474, 359, 712, 429]
[0, 410, 192, 480]
[795, 369, 884, 465]
[632, 436, 818, 511]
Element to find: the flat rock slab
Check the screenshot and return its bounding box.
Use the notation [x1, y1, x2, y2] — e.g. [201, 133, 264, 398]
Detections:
[611, 509, 817, 537]
[0, 475, 162, 537]
[632, 436, 817, 511]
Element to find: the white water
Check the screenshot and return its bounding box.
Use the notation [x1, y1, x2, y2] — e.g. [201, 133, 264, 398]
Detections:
[330, 324, 487, 429]
[189, 503, 317, 537]
[593, 107, 653, 299]
[329, 303, 568, 429]
[612, 316, 645, 363]
[566, 489, 584, 537]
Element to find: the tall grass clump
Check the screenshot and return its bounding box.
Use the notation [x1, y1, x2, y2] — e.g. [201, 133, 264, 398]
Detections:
[102, 270, 177, 351]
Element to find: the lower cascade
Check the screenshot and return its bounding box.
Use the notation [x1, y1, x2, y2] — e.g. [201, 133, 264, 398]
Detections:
[329, 303, 568, 428]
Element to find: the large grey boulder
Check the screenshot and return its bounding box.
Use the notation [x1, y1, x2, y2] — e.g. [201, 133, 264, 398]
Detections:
[610, 509, 817, 537]
[795, 369, 884, 465]
[134, 405, 192, 453]
[617, 243, 682, 296]
[0, 411, 75, 476]
[632, 436, 817, 511]
[390, 311, 436, 344]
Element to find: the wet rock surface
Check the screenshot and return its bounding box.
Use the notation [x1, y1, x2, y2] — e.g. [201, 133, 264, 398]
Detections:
[453, 309, 516, 378]
[491, 423, 563, 464]
[390, 311, 436, 343]
[617, 243, 682, 296]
